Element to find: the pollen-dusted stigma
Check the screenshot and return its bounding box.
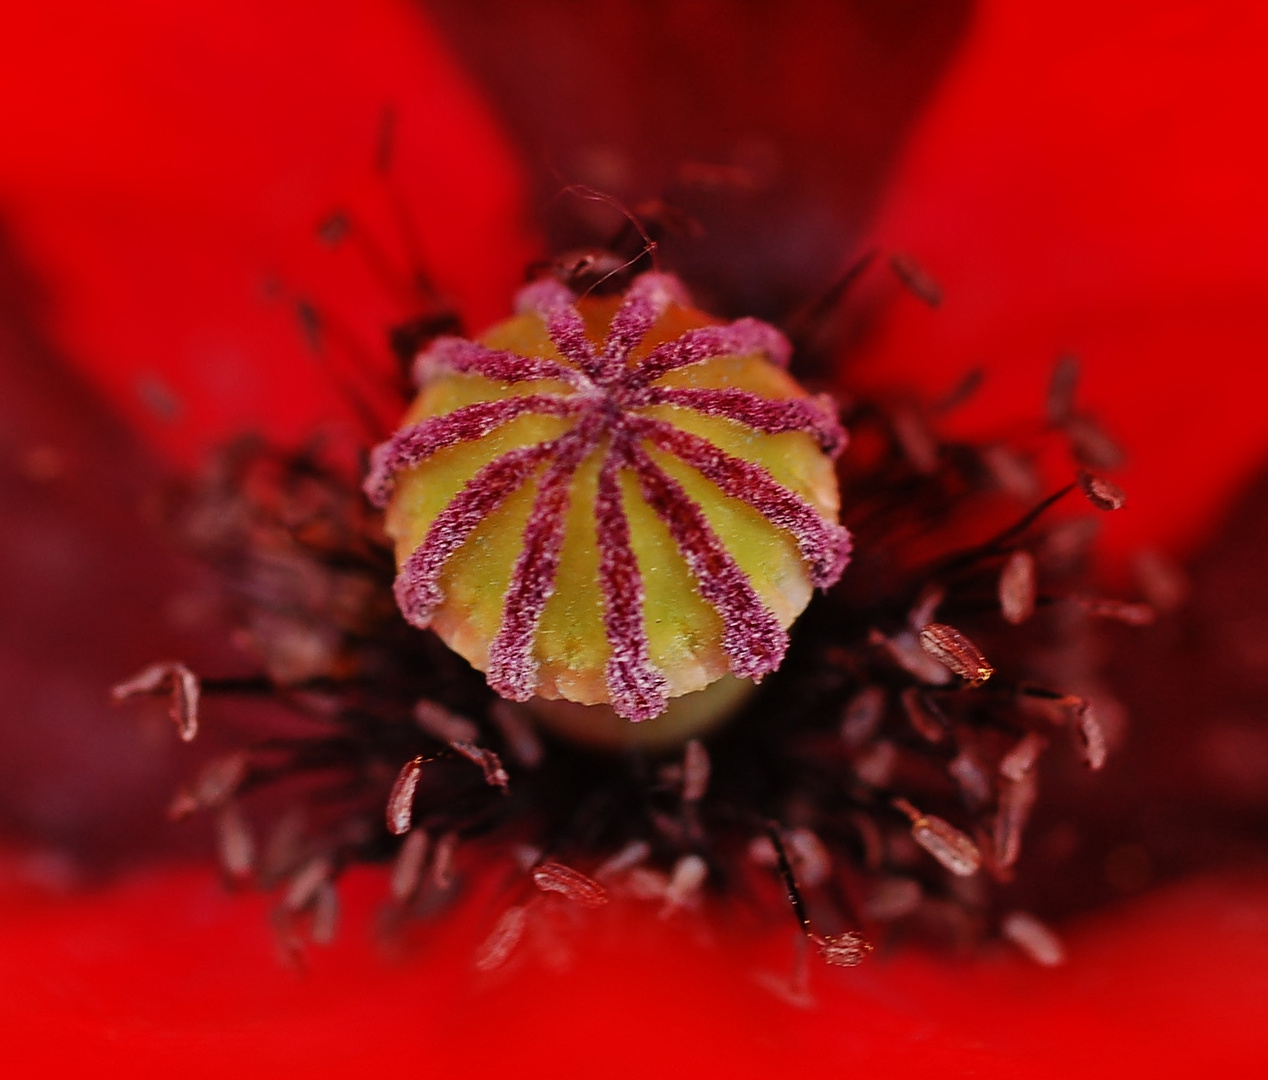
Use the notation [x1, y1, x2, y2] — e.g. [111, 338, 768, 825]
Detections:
[365, 272, 851, 723]
[117, 243, 1143, 976]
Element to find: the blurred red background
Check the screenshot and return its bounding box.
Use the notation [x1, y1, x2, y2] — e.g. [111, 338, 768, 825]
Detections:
[0, 0, 1266, 1075]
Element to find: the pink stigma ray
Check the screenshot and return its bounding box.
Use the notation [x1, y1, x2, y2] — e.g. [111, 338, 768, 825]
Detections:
[627, 442, 789, 682]
[595, 443, 671, 721]
[365, 395, 581, 507]
[421, 338, 592, 391]
[393, 439, 558, 628]
[628, 415, 852, 589]
[544, 303, 601, 380]
[629, 319, 792, 388]
[598, 273, 679, 383]
[642, 386, 846, 455]
[486, 418, 603, 702]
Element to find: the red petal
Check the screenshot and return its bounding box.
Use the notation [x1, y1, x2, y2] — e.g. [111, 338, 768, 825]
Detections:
[0, 0, 533, 465]
[2, 861, 1266, 1076]
[849, 0, 1268, 558]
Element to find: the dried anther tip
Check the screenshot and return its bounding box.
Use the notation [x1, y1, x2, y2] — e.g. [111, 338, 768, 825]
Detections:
[1078, 471, 1127, 511]
[449, 741, 510, 793]
[413, 700, 478, 743]
[215, 802, 255, 881]
[889, 253, 943, 307]
[998, 550, 1037, 625]
[112, 661, 201, 742]
[1001, 911, 1066, 967]
[893, 798, 982, 877]
[841, 685, 886, 747]
[999, 732, 1046, 782]
[168, 752, 249, 819]
[474, 905, 529, 973]
[386, 756, 424, 836]
[661, 853, 709, 916]
[284, 855, 333, 913]
[812, 932, 874, 968]
[994, 772, 1038, 869]
[531, 862, 608, 908]
[1074, 597, 1156, 626]
[390, 829, 430, 903]
[681, 738, 710, 803]
[367, 271, 849, 726]
[917, 623, 994, 686]
[900, 687, 946, 743]
[1046, 354, 1081, 425]
[1074, 703, 1109, 770]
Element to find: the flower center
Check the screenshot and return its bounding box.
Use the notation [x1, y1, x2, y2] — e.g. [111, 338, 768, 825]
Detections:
[365, 272, 850, 725]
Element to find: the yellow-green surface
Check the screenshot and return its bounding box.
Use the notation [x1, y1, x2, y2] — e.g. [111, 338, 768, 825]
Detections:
[384, 298, 840, 714]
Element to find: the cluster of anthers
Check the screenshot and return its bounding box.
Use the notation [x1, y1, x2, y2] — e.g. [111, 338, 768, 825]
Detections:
[113, 259, 1157, 981]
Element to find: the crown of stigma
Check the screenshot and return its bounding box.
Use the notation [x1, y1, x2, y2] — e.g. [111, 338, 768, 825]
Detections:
[365, 272, 851, 722]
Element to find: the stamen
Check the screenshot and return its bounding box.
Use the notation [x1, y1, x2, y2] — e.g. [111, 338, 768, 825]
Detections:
[892, 405, 940, 474]
[111, 661, 201, 742]
[474, 905, 529, 972]
[1001, 911, 1066, 967]
[386, 756, 424, 836]
[1079, 470, 1128, 511]
[681, 738, 711, 804]
[168, 752, 249, 819]
[900, 687, 947, 743]
[889, 252, 943, 307]
[994, 771, 1038, 869]
[813, 932, 873, 968]
[1047, 354, 1081, 424]
[1074, 597, 1156, 626]
[1000, 732, 1046, 783]
[841, 686, 886, 748]
[215, 802, 255, 881]
[532, 862, 609, 908]
[488, 701, 544, 769]
[389, 829, 429, 903]
[917, 622, 994, 686]
[893, 797, 982, 877]
[284, 854, 333, 913]
[513, 278, 577, 316]
[431, 832, 458, 891]
[449, 741, 510, 793]
[661, 853, 709, 917]
[413, 699, 479, 743]
[1074, 702, 1109, 769]
[999, 549, 1038, 625]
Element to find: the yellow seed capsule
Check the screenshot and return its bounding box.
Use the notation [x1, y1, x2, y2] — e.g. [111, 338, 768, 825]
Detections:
[365, 272, 849, 727]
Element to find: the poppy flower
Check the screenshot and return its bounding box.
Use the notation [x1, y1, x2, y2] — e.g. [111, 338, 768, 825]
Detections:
[2, 1, 1267, 1077]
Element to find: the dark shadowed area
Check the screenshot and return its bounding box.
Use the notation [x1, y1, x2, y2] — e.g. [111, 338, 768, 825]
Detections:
[423, 0, 973, 318]
[0, 230, 240, 876]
